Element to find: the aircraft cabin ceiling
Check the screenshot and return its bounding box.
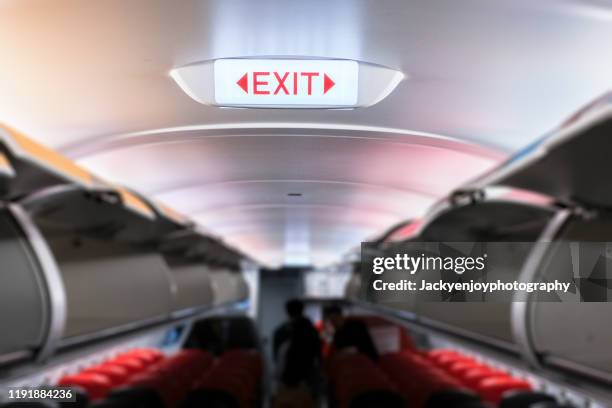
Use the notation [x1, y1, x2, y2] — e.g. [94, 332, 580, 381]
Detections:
[1, 0, 611, 267]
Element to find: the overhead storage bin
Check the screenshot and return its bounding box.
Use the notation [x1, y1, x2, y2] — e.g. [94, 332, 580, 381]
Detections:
[0, 137, 65, 364]
[41, 230, 174, 341]
[531, 217, 612, 381]
[159, 227, 219, 259]
[0, 208, 49, 363]
[464, 94, 612, 381]
[26, 195, 222, 342]
[401, 200, 554, 348]
[1, 124, 188, 243]
[359, 94, 612, 382]
[467, 93, 612, 209]
[160, 229, 246, 310]
[25, 185, 245, 343]
[163, 256, 214, 313]
[22, 185, 168, 244]
[0, 125, 248, 353]
[209, 268, 249, 305]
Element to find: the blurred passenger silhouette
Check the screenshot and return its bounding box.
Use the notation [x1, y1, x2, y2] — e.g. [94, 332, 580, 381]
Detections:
[323, 304, 379, 361]
[273, 299, 321, 405]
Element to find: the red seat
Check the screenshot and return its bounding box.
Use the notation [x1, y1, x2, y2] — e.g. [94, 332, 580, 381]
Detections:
[198, 374, 249, 408]
[477, 377, 532, 404]
[434, 354, 475, 370]
[462, 367, 509, 389]
[427, 349, 461, 364]
[447, 360, 486, 378]
[379, 350, 472, 408]
[126, 373, 178, 407]
[427, 349, 459, 358]
[190, 350, 263, 408]
[123, 348, 164, 365]
[84, 364, 130, 387]
[328, 352, 400, 408]
[58, 373, 113, 400]
[109, 357, 147, 375]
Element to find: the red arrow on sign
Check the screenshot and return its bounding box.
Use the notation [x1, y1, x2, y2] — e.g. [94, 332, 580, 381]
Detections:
[323, 73, 335, 94]
[236, 73, 248, 93]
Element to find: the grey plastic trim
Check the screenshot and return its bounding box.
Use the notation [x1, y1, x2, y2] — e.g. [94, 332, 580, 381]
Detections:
[58, 315, 169, 349]
[8, 204, 67, 362]
[544, 355, 612, 385]
[511, 208, 571, 368]
[418, 197, 557, 241]
[170, 304, 213, 320]
[0, 350, 33, 366]
[418, 315, 518, 354]
[19, 184, 114, 208]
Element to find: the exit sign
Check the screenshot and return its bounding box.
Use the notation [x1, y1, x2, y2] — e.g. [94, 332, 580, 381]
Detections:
[214, 59, 359, 108]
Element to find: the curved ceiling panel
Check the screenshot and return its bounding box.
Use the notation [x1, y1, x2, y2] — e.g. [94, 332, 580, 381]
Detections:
[77, 134, 497, 265]
[78, 135, 498, 197]
[61, 125, 500, 160]
[156, 180, 435, 218]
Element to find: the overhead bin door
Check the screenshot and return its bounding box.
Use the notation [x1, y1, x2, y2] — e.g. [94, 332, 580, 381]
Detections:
[470, 99, 612, 208]
[463, 100, 612, 378]
[209, 269, 249, 306]
[531, 215, 612, 378]
[0, 210, 47, 358]
[164, 257, 214, 312]
[42, 231, 174, 340]
[414, 202, 553, 347]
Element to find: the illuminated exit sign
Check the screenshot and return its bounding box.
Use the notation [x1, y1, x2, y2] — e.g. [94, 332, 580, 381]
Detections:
[214, 59, 359, 108]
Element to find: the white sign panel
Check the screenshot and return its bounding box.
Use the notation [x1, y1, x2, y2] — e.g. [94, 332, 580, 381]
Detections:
[214, 59, 359, 107]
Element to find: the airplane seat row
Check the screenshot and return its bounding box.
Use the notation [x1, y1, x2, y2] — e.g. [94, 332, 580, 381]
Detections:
[57, 348, 167, 402]
[322, 315, 572, 408]
[378, 350, 478, 408]
[49, 348, 225, 408]
[181, 349, 264, 408]
[326, 352, 402, 408]
[95, 349, 216, 408]
[71, 349, 263, 408]
[424, 349, 572, 408]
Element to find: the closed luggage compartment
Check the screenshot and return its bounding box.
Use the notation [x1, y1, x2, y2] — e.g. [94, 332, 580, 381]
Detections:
[0, 209, 48, 358]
